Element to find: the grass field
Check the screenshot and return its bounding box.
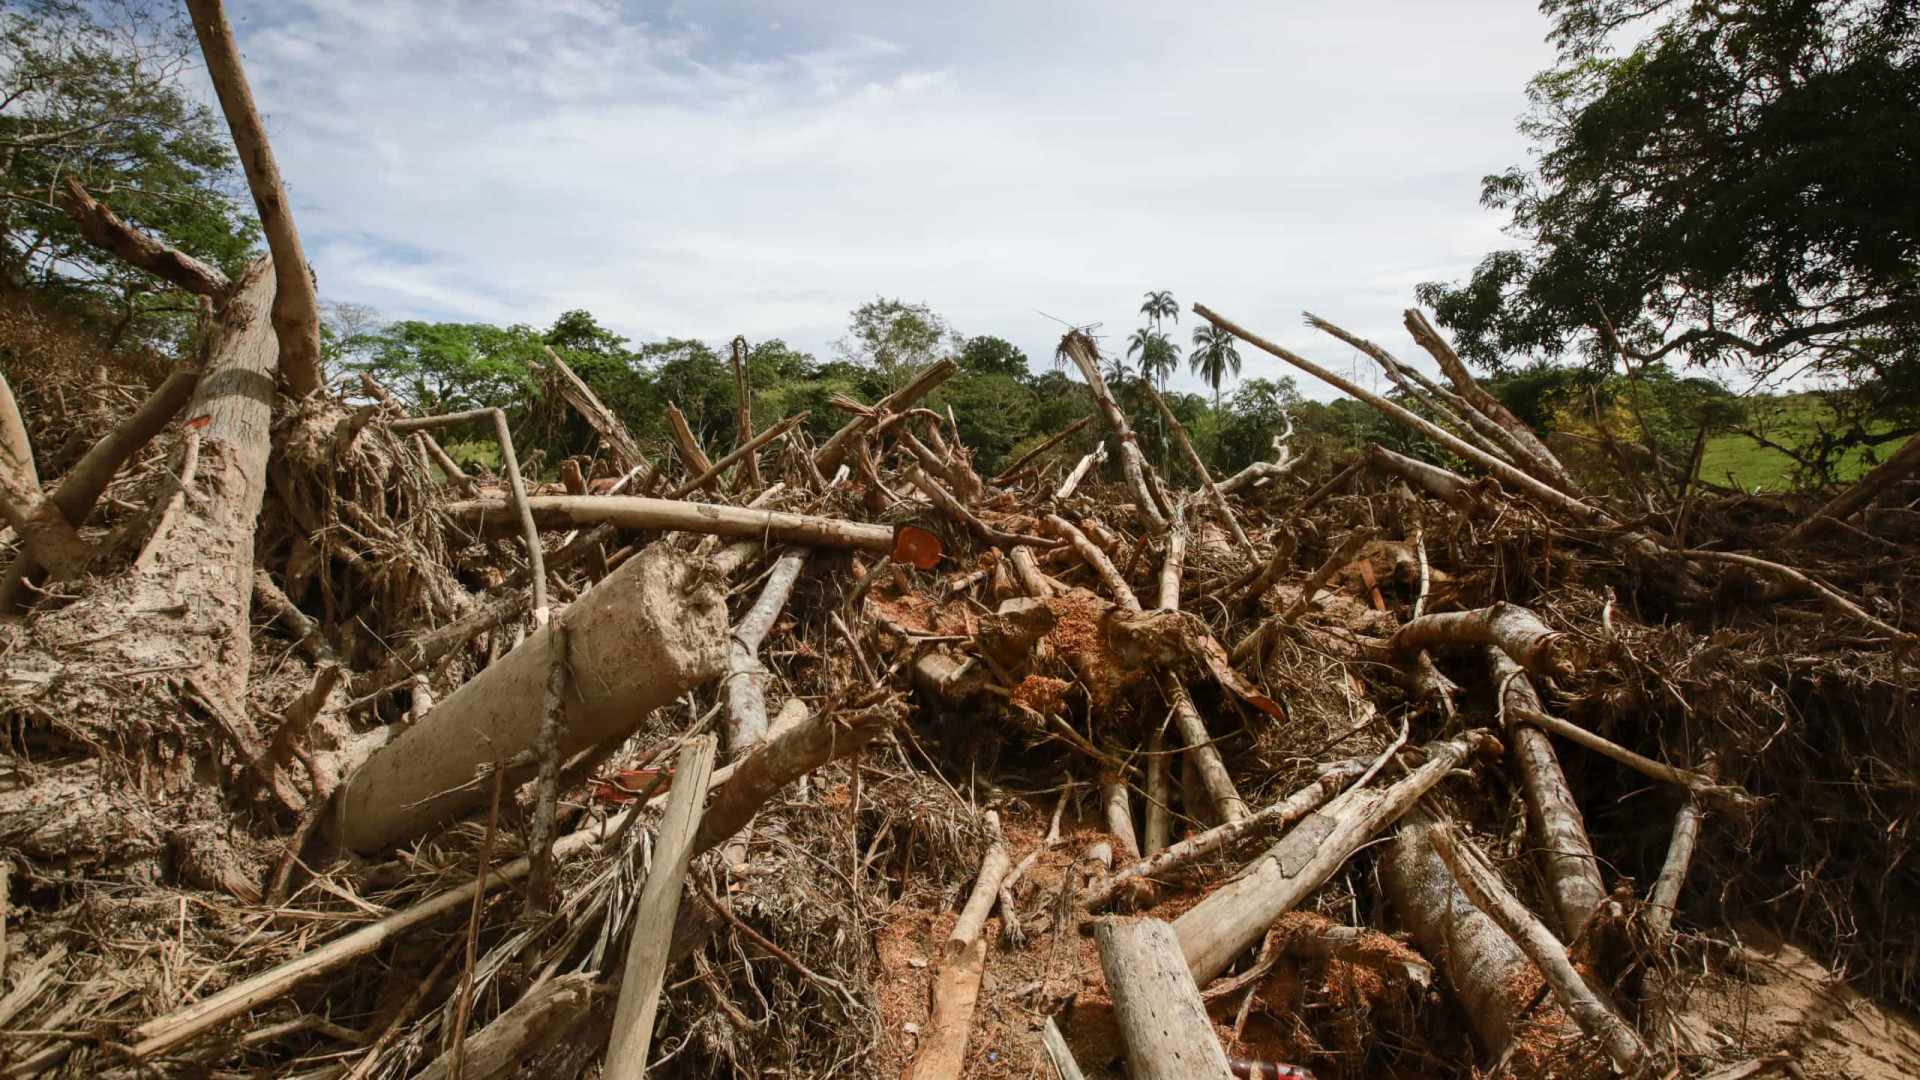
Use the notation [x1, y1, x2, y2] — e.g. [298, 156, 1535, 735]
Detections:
[1699, 393, 1888, 491]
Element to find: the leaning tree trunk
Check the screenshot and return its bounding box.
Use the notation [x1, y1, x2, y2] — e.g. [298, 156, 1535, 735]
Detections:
[1, 257, 279, 827]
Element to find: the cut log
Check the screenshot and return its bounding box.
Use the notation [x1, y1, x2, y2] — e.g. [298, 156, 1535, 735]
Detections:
[446, 495, 898, 554]
[331, 544, 728, 851]
[184, 0, 322, 397]
[1173, 730, 1494, 983]
[908, 810, 1009, 1080]
[1363, 443, 1484, 514]
[1057, 330, 1171, 531]
[1056, 441, 1107, 499]
[1491, 648, 1606, 942]
[1094, 917, 1234, 1080]
[1428, 822, 1649, 1073]
[604, 736, 716, 1080]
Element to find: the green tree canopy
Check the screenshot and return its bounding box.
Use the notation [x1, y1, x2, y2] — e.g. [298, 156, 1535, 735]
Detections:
[837, 297, 952, 394]
[1418, 0, 1920, 419]
[956, 334, 1029, 378]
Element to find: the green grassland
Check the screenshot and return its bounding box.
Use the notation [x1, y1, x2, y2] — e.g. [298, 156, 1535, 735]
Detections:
[1699, 393, 1889, 491]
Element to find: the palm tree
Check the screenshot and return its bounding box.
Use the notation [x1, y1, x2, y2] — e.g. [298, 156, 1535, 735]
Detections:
[1140, 290, 1179, 333]
[1190, 323, 1243, 409]
[1128, 329, 1181, 388]
[1101, 352, 1135, 386]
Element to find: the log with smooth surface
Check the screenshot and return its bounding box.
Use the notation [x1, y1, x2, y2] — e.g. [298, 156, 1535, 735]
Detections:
[446, 495, 898, 553]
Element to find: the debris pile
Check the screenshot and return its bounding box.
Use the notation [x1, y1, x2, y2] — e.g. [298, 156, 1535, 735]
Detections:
[4, 8, 1920, 1080]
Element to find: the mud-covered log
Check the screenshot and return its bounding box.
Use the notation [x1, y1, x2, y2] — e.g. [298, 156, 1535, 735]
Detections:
[1095, 917, 1233, 1080]
[332, 545, 728, 851]
[447, 495, 898, 553]
[1173, 730, 1494, 983]
[0, 760, 162, 866]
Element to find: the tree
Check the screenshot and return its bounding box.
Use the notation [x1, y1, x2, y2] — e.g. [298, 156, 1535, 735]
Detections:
[1127, 328, 1180, 389]
[1135, 289, 1180, 389]
[320, 301, 382, 387]
[956, 334, 1029, 378]
[1417, 0, 1920, 465]
[0, 1, 258, 351]
[837, 297, 952, 395]
[1189, 322, 1242, 408]
[352, 320, 541, 415]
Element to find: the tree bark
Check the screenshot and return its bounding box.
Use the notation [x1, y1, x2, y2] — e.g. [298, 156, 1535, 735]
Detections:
[1095, 917, 1234, 1080]
[1490, 648, 1606, 942]
[1378, 806, 1577, 1062]
[184, 0, 322, 397]
[331, 544, 728, 851]
[447, 494, 900, 554]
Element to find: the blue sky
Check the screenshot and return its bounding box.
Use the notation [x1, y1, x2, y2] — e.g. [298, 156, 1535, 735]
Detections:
[215, 0, 1558, 400]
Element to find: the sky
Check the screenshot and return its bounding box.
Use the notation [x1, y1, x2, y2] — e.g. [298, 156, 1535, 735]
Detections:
[215, 0, 1559, 402]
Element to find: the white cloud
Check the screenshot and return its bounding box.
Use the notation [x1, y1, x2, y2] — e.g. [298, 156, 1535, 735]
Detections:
[217, 0, 1558, 400]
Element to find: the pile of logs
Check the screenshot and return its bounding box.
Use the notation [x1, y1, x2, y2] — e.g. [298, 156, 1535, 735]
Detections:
[4, 5, 1920, 1080]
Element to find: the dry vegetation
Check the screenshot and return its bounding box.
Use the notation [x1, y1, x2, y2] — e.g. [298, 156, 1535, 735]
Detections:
[4, 6, 1920, 1080]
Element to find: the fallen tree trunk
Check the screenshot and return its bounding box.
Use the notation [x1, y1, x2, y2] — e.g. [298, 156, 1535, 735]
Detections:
[0, 258, 276, 747]
[1378, 806, 1579, 1063]
[412, 974, 598, 1080]
[0, 365, 201, 611]
[1195, 304, 1611, 526]
[1782, 430, 1920, 545]
[726, 549, 807, 753]
[446, 495, 898, 553]
[1404, 308, 1581, 496]
[1173, 729, 1495, 983]
[331, 544, 729, 851]
[910, 810, 1009, 1080]
[57, 179, 235, 303]
[1491, 648, 1607, 942]
[1428, 821, 1649, 1073]
[1096, 917, 1233, 1080]
[538, 345, 645, 474]
[1083, 758, 1366, 909]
